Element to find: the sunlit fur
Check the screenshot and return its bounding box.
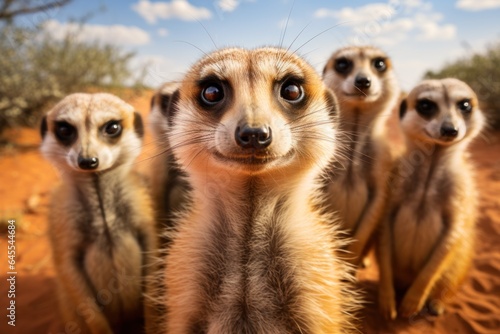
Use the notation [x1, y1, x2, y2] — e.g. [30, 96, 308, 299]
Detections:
[161, 47, 359, 333]
[40, 93, 156, 333]
[322, 46, 400, 265]
[377, 79, 485, 319]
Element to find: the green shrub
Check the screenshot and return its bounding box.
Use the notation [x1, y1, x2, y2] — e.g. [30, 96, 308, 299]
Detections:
[0, 24, 146, 133]
[424, 42, 500, 130]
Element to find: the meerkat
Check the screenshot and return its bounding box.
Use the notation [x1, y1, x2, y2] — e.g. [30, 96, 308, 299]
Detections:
[145, 82, 192, 334]
[160, 47, 359, 333]
[40, 93, 156, 333]
[377, 78, 485, 319]
[321, 45, 400, 265]
[149, 81, 191, 226]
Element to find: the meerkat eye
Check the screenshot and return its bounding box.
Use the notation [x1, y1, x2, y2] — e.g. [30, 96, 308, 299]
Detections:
[373, 58, 387, 72]
[280, 80, 304, 102]
[201, 83, 224, 105]
[103, 120, 122, 137]
[55, 121, 76, 143]
[416, 98, 438, 117]
[457, 99, 472, 113]
[334, 58, 352, 74]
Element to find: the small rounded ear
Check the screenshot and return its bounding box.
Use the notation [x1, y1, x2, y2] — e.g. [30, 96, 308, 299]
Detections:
[321, 57, 333, 79]
[324, 88, 339, 119]
[322, 64, 328, 78]
[133, 111, 145, 138]
[40, 116, 48, 139]
[399, 99, 407, 119]
[149, 94, 156, 111]
[165, 89, 180, 127]
[160, 93, 171, 116]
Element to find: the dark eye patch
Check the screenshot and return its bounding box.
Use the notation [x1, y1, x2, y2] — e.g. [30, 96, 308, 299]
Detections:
[280, 79, 304, 103]
[457, 99, 472, 114]
[416, 98, 438, 118]
[373, 57, 387, 72]
[54, 121, 77, 145]
[195, 76, 231, 120]
[334, 57, 353, 75]
[201, 84, 224, 105]
[102, 120, 122, 138]
[198, 75, 226, 107]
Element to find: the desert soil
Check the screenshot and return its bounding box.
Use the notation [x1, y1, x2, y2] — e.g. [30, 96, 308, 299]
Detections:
[0, 91, 498, 333]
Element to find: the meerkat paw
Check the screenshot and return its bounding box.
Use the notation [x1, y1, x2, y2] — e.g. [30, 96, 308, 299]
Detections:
[427, 299, 446, 316]
[378, 288, 397, 320]
[360, 256, 371, 269]
[399, 292, 426, 318]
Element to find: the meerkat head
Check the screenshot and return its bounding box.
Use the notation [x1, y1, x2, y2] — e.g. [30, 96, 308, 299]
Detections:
[322, 46, 398, 109]
[40, 93, 144, 173]
[149, 82, 180, 143]
[399, 78, 485, 146]
[162, 47, 339, 177]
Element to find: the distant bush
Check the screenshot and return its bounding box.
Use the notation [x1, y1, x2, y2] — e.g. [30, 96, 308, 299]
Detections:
[0, 24, 146, 133]
[425, 42, 500, 130]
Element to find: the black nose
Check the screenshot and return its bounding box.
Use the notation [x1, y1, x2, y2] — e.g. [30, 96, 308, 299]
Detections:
[354, 75, 371, 89]
[78, 156, 99, 170]
[440, 124, 458, 138]
[235, 125, 272, 149]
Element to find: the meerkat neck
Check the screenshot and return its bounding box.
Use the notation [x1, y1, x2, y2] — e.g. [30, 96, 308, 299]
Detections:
[339, 104, 390, 135]
[400, 137, 470, 185]
[62, 166, 131, 231]
[189, 171, 317, 223]
[405, 136, 469, 162]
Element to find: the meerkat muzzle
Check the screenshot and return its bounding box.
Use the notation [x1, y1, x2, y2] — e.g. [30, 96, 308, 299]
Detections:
[235, 124, 272, 150]
[77, 155, 99, 170]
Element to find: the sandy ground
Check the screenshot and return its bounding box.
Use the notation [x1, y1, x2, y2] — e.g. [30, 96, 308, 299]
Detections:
[0, 91, 499, 333]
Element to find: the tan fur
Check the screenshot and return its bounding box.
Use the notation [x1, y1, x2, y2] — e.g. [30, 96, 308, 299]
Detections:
[322, 46, 400, 265]
[161, 47, 358, 333]
[377, 78, 485, 319]
[40, 93, 156, 333]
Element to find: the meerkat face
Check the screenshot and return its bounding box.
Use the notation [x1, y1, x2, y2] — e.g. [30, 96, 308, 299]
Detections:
[322, 46, 397, 105]
[164, 47, 339, 176]
[41, 93, 144, 173]
[400, 78, 484, 146]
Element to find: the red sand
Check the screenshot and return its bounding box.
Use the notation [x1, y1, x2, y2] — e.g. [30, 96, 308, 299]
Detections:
[0, 92, 499, 333]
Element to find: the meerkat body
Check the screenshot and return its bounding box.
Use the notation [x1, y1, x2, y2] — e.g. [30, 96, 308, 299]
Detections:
[146, 82, 191, 334]
[40, 93, 156, 333]
[322, 46, 400, 265]
[149, 82, 191, 226]
[377, 79, 484, 319]
[162, 47, 358, 333]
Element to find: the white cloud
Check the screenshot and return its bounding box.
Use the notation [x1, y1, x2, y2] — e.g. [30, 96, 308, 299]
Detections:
[314, 2, 456, 46]
[132, 0, 212, 24]
[417, 22, 456, 40]
[133, 54, 184, 87]
[218, 0, 239, 12]
[315, 4, 395, 26]
[456, 0, 500, 11]
[157, 28, 169, 36]
[43, 20, 150, 46]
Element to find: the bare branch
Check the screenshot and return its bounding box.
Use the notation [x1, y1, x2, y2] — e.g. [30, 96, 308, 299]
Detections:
[0, 0, 71, 21]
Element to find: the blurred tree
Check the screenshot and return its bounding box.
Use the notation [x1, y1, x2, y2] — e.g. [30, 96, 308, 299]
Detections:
[0, 0, 70, 22]
[425, 42, 500, 130]
[0, 0, 147, 134]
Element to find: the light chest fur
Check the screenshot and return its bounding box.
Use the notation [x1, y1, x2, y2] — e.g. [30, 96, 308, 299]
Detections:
[389, 148, 475, 287]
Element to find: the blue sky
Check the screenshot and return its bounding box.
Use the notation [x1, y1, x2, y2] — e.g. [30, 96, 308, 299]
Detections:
[20, 0, 500, 90]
